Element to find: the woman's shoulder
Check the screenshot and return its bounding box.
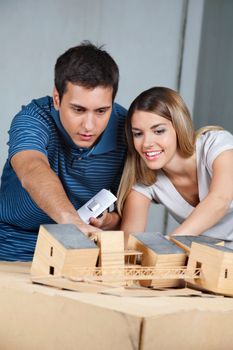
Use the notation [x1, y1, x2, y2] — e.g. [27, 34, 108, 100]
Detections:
[196, 129, 233, 166]
[197, 129, 233, 148]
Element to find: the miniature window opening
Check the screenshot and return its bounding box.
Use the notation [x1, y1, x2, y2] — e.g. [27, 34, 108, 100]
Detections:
[224, 269, 228, 279]
[195, 261, 202, 276]
[49, 266, 55, 275]
[124, 250, 143, 265]
[50, 246, 53, 257]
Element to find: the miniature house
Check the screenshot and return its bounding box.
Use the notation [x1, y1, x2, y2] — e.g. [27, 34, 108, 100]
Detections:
[96, 231, 124, 269]
[96, 230, 125, 284]
[170, 235, 224, 254]
[187, 242, 233, 296]
[128, 232, 187, 288]
[31, 224, 99, 278]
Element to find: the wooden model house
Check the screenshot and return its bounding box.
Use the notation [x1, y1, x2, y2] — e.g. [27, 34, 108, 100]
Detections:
[187, 242, 233, 296]
[31, 224, 99, 278]
[128, 232, 187, 288]
[96, 230, 125, 284]
[96, 231, 124, 268]
[170, 235, 224, 254]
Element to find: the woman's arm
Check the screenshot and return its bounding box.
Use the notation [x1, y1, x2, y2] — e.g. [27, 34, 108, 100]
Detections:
[171, 149, 233, 236]
[120, 190, 151, 246]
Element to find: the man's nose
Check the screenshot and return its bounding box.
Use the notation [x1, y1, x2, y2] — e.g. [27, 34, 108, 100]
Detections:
[82, 113, 94, 131]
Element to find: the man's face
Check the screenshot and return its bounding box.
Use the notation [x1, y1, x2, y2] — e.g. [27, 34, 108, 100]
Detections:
[53, 82, 113, 148]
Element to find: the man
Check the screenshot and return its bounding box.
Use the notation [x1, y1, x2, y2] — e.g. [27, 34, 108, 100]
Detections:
[0, 41, 127, 261]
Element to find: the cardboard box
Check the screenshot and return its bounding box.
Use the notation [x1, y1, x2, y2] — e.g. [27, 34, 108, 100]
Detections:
[1, 262, 233, 349]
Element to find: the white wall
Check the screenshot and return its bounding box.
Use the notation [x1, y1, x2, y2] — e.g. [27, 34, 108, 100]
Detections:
[193, 0, 233, 133]
[0, 0, 204, 233]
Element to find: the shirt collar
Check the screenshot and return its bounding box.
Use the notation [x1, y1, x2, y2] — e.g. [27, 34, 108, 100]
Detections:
[92, 105, 118, 155]
[51, 104, 118, 154]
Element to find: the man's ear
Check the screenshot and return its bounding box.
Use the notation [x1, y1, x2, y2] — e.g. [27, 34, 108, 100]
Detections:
[53, 87, 60, 110]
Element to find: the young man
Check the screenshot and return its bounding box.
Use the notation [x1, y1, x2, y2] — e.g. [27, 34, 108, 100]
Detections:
[0, 41, 127, 261]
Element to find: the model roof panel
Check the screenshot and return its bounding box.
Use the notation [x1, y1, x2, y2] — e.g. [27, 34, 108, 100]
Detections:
[133, 232, 185, 254]
[42, 224, 97, 249]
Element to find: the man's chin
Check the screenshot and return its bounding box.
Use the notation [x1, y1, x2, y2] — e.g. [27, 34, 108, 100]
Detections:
[73, 138, 95, 149]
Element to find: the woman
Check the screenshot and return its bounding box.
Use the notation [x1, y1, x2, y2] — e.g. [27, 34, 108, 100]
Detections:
[117, 87, 233, 247]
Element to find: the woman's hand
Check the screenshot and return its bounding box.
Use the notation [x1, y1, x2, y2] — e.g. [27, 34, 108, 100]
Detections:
[89, 211, 121, 230]
[89, 210, 108, 228]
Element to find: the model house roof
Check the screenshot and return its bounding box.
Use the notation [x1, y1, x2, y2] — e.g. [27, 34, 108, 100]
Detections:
[171, 235, 224, 248]
[132, 232, 184, 254]
[197, 242, 233, 253]
[42, 224, 97, 249]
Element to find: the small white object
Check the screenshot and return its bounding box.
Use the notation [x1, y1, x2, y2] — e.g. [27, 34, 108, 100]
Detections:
[77, 189, 117, 224]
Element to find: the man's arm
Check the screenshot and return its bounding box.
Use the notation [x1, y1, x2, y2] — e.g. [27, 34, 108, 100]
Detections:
[11, 149, 100, 235]
[171, 150, 233, 236]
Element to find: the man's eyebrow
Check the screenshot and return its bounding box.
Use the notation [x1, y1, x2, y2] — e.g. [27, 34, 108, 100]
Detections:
[95, 106, 111, 111]
[69, 103, 86, 109]
[69, 103, 111, 111]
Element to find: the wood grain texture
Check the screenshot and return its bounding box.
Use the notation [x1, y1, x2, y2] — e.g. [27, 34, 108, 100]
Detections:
[129, 232, 187, 288]
[31, 224, 99, 278]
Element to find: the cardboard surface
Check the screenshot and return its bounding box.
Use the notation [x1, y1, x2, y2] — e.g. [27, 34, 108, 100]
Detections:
[1, 262, 233, 349]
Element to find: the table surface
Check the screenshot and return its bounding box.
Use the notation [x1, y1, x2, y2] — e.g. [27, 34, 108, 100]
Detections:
[1, 261, 233, 318]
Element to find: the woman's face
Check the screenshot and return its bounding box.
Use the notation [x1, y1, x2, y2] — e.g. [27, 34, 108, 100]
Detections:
[131, 110, 178, 170]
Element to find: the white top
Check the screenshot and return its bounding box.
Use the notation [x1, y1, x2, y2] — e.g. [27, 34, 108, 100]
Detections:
[133, 130, 233, 241]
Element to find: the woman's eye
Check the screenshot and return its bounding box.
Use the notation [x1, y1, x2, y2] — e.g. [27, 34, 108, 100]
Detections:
[155, 129, 165, 135]
[132, 132, 142, 138]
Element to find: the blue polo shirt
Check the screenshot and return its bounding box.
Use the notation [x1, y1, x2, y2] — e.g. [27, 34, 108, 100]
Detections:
[0, 96, 127, 261]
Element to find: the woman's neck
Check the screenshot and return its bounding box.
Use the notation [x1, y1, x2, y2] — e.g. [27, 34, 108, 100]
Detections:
[162, 152, 199, 207]
[162, 152, 197, 181]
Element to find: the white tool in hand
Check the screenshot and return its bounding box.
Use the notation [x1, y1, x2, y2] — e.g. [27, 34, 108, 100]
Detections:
[77, 189, 117, 224]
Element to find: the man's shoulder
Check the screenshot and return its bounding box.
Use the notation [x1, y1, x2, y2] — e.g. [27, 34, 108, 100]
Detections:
[12, 96, 56, 127]
[10, 96, 56, 134]
[112, 102, 127, 119]
[20, 96, 54, 114]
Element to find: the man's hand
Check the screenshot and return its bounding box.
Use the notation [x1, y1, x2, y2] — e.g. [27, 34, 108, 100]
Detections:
[60, 211, 102, 239]
[77, 221, 102, 239]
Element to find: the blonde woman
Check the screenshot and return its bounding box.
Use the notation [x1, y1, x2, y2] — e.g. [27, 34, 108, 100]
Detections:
[117, 87, 233, 247]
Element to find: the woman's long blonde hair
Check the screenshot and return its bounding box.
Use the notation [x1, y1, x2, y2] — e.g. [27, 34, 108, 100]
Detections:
[117, 87, 222, 216]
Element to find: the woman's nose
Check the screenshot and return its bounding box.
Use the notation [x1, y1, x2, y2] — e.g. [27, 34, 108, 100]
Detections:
[143, 136, 154, 149]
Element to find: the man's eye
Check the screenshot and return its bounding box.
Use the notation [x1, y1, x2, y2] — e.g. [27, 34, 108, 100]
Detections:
[97, 108, 106, 115]
[72, 107, 84, 113]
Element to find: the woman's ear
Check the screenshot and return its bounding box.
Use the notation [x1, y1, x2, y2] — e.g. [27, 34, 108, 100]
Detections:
[53, 87, 60, 110]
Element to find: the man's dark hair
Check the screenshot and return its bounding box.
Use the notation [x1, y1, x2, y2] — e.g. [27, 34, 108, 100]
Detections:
[54, 41, 119, 101]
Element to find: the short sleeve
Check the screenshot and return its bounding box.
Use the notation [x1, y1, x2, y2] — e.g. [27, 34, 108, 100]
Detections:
[8, 104, 50, 160]
[200, 130, 233, 172]
[132, 183, 156, 201]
